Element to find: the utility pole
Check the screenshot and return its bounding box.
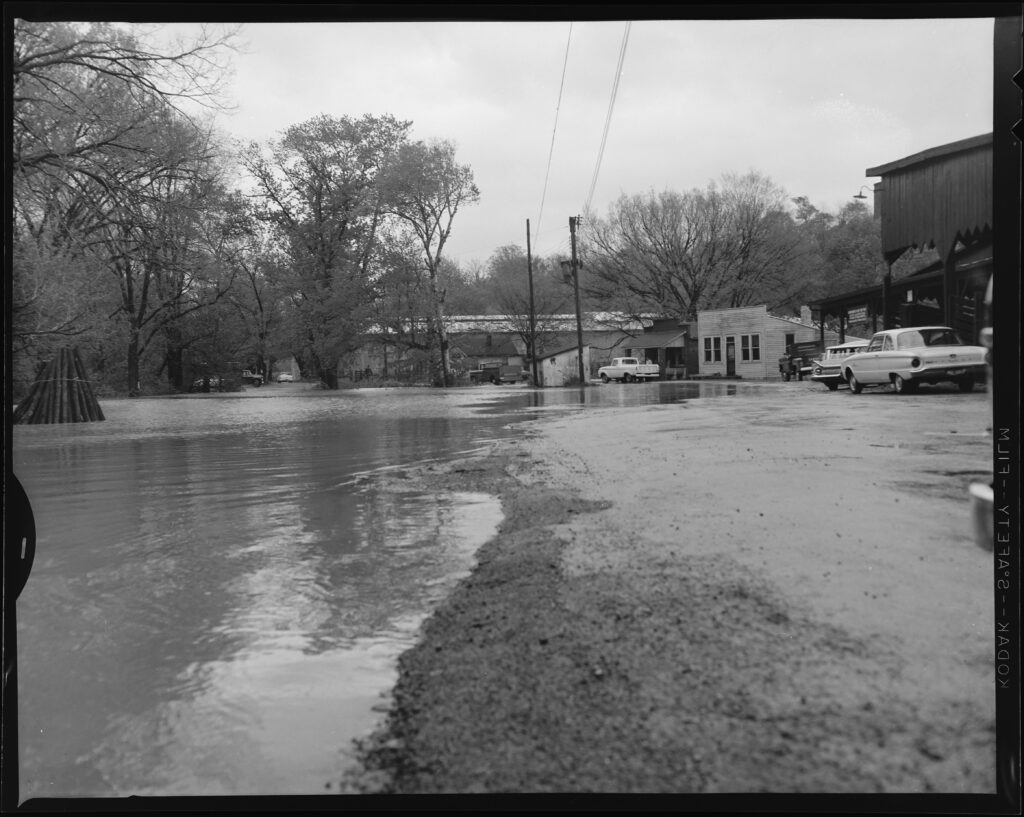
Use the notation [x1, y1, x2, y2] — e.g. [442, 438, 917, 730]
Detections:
[569, 215, 586, 384]
[526, 219, 539, 387]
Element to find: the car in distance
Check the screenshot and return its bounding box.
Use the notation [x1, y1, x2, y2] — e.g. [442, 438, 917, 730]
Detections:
[597, 358, 660, 383]
[841, 326, 986, 394]
[189, 375, 222, 393]
[276, 372, 294, 383]
[241, 369, 264, 386]
[810, 341, 869, 390]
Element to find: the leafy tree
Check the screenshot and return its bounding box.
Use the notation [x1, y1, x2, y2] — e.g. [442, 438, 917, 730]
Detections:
[242, 114, 410, 388]
[439, 258, 493, 316]
[381, 139, 480, 386]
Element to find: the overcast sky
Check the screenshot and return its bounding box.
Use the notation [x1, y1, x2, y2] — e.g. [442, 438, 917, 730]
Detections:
[190, 15, 994, 268]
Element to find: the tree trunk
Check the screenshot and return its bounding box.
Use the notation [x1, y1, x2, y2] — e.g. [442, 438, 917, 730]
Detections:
[166, 346, 185, 392]
[127, 331, 141, 396]
[428, 277, 451, 387]
[312, 352, 339, 389]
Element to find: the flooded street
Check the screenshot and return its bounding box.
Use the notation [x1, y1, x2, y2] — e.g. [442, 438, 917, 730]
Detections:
[11, 380, 755, 799]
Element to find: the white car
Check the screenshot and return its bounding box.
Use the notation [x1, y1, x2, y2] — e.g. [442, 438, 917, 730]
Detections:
[809, 341, 869, 390]
[841, 326, 986, 394]
[276, 372, 294, 383]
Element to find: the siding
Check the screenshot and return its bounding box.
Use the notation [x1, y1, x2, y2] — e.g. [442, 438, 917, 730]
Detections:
[697, 305, 859, 380]
[867, 134, 992, 259]
[539, 346, 591, 387]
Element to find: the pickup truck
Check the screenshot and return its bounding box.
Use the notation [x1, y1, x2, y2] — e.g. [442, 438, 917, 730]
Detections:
[468, 364, 524, 385]
[778, 341, 824, 381]
[241, 369, 264, 386]
[598, 358, 660, 383]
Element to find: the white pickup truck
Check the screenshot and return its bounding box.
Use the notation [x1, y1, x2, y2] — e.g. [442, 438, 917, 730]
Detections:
[597, 357, 660, 383]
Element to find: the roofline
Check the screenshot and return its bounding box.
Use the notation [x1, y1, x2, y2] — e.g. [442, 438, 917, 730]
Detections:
[538, 344, 589, 360]
[865, 132, 992, 177]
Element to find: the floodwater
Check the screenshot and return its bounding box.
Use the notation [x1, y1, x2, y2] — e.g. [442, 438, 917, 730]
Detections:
[11, 380, 747, 800]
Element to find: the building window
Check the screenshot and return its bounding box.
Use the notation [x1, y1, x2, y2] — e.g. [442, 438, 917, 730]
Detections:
[741, 334, 761, 361]
[703, 337, 722, 363]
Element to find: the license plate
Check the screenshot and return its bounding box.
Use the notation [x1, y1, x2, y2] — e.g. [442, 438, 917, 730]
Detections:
[946, 368, 965, 376]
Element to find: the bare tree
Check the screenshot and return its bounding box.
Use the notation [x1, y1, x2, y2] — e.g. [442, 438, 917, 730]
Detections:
[12, 20, 236, 176]
[581, 172, 811, 320]
[486, 245, 572, 362]
[11, 20, 240, 393]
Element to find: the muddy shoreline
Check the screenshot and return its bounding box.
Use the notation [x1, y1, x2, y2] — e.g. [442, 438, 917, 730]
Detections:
[339, 387, 995, 795]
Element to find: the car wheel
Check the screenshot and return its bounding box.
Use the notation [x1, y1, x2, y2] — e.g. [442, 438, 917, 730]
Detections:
[600, 373, 609, 383]
[892, 374, 914, 394]
[847, 370, 863, 394]
[958, 376, 974, 393]
[623, 373, 633, 383]
[782, 371, 791, 382]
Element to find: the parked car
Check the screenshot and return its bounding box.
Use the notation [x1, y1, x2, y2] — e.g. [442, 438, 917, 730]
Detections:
[189, 375, 222, 393]
[840, 326, 986, 394]
[241, 369, 264, 386]
[969, 277, 994, 550]
[809, 341, 869, 390]
[779, 340, 825, 381]
[468, 364, 525, 384]
[598, 358, 660, 383]
[276, 372, 294, 383]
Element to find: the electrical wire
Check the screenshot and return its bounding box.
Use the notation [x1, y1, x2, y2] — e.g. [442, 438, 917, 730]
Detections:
[534, 22, 573, 258]
[584, 21, 631, 219]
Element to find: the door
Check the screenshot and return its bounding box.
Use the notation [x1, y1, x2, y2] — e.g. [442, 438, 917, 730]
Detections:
[726, 336, 736, 376]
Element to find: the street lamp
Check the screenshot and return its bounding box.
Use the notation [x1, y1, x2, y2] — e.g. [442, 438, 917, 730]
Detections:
[853, 185, 872, 200]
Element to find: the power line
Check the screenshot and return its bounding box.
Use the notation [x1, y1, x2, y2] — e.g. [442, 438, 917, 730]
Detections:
[584, 21, 631, 218]
[535, 22, 573, 258]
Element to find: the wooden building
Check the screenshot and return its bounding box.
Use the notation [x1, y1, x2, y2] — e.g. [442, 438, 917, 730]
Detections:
[537, 344, 591, 387]
[812, 133, 992, 344]
[697, 305, 858, 380]
[619, 318, 699, 379]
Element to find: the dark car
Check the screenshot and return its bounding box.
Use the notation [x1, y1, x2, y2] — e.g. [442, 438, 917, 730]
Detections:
[190, 376, 222, 393]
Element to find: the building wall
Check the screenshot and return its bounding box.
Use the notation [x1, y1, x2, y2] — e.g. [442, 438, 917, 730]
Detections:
[697, 305, 853, 380]
[539, 347, 591, 387]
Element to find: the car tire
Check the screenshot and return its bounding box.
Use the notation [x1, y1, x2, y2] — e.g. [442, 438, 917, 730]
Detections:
[623, 373, 633, 383]
[782, 371, 791, 382]
[847, 370, 863, 394]
[892, 374, 914, 394]
[600, 373, 609, 383]
[958, 377, 974, 393]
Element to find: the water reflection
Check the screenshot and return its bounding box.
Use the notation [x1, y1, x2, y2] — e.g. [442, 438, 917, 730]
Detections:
[13, 380, 755, 799]
[473, 378, 748, 416]
[14, 393, 507, 798]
